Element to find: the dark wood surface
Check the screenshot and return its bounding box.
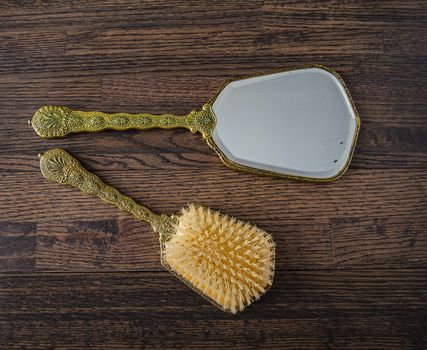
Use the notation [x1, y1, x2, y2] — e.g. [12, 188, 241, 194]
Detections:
[0, 1, 426, 349]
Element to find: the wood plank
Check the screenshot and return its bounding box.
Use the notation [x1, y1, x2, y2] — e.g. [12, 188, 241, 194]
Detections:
[262, 0, 427, 27]
[331, 216, 427, 268]
[66, 27, 261, 56]
[384, 27, 427, 55]
[0, 0, 263, 30]
[255, 27, 383, 54]
[0, 49, 355, 79]
[0, 270, 425, 349]
[0, 222, 36, 272]
[0, 29, 65, 58]
[1, 0, 425, 30]
[1, 169, 425, 223]
[65, 27, 382, 56]
[0, 77, 101, 109]
[2, 316, 424, 350]
[0, 50, 356, 79]
[35, 217, 164, 272]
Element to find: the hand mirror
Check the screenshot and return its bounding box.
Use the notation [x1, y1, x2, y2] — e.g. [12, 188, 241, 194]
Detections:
[31, 65, 360, 181]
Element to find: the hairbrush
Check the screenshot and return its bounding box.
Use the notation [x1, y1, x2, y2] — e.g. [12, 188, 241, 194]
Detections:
[39, 148, 275, 313]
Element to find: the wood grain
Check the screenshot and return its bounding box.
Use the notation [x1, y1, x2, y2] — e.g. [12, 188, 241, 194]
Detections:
[0, 0, 426, 348]
[0, 270, 426, 349]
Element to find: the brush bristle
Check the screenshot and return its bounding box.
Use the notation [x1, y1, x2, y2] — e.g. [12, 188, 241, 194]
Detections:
[163, 205, 275, 313]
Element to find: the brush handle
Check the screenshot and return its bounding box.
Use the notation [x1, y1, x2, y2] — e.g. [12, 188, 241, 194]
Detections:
[30, 105, 216, 139]
[39, 148, 176, 242]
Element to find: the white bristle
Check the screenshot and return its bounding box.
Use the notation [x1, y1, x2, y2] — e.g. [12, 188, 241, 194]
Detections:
[163, 205, 275, 313]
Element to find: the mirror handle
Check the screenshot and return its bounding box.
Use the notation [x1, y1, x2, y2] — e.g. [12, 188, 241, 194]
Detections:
[30, 104, 216, 139]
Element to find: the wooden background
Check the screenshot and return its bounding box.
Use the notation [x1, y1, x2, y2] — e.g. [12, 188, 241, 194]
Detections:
[0, 1, 426, 349]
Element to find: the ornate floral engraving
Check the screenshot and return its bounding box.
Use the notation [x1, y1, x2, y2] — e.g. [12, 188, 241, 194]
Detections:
[88, 115, 105, 129]
[67, 170, 85, 186]
[40, 149, 176, 241]
[44, 156, 68, 183]
[191, 104, 217, 138]
[151, 214, 178, 243]
[111, 115, 129, 127]
[31, 104, 217, 139]
[66, 115, 84, 130]
[135, 116, 152, 126]
[31, 106, 71, 138]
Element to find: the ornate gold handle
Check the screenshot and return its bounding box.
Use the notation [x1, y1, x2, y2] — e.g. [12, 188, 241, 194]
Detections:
[31, 104, 216, 139]
[39, 148, 177, 242]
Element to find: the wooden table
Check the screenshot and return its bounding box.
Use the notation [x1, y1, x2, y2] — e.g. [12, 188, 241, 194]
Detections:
[1, 1, 426, 348]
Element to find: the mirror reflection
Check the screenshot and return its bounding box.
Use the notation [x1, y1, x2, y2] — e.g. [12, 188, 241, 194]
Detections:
[211, 67, 360, 180]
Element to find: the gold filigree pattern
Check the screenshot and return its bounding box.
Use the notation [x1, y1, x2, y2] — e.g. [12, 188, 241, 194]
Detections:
[31, 104, 217, 139]
[40, 148, 176, 241]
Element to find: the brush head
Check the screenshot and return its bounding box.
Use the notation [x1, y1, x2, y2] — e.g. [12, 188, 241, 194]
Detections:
[161, 205, 275, 314]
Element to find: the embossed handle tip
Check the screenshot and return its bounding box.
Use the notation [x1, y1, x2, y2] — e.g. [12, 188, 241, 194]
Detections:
[32, 106, 74, 138]
[39, 148, 80, 183]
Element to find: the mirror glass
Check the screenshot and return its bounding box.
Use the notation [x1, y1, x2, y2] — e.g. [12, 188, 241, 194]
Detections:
[211, 67, 359, 180]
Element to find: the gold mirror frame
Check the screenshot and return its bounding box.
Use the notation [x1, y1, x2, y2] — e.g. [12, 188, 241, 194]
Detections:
[205, 64, 361, 182]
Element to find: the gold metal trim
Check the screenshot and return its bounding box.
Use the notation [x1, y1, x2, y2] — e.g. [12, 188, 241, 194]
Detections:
[205, 64, 361, 182]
